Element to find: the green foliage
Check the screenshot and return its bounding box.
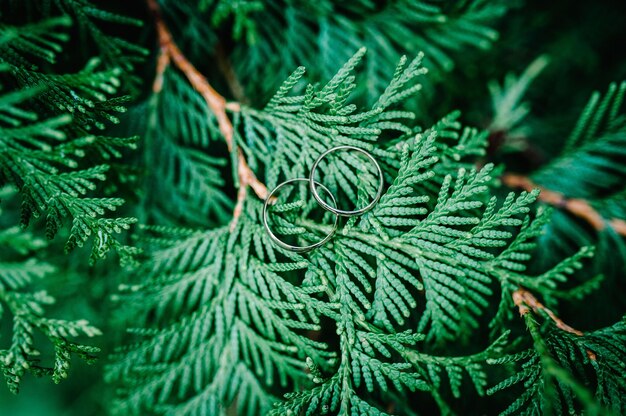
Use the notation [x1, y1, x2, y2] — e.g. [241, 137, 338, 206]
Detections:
[136, 69, 232, 226]
[0, 0, 144, 264]
[107, 209, 335, 415]
[2, 0, 626, 415]
[110, 48, 622, 415]
[482, 72, 626, 416]
[238, 48, 426, 188]
[11, 60, 128, 130]
[0, 74, 137, 263]
[488, 314, 626, 415]
[199, 0, 263, 43]
[165, 0, 511, 82]
[2, 0, 147, 91]
[0, 17, 71, 67]
[488, 55, 550, 149]
[485, 53, 626, 317]
[0, 194, 101, 394]
[157, 0, 218, 60]
[520, 82, 626, 315]
[534, 81, 626, 199]
[0, 0, 143, 395]
[52, 0, 148, 90]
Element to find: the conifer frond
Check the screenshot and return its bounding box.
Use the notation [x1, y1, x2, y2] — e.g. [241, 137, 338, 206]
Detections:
[0, 17, 71, 67]
[525, 82, 626, 291]
[0, 207, 101, 393]
[11, 59, 127, 130]
[140, 68, 232, 226]
[230, 0, 511, 101]
[353, 132, 538, 343]
[112, 49, 612, 415]
[489, 55, 550, 146]
[0, 5, 143, 395]
[238, 49, 426, 191]
[1, 0, 146, 91]
[108, 200, 335, 416]
[0, 53, 137, 263]
[533, 82, 626, 199]
[405, 331, 510, 399]
[489, 244, 596, 338]
[488, 314, 626, 415]
[427, 111, 489, 179]
[52, 0, 148, 89]
[157, 0, 218, 59]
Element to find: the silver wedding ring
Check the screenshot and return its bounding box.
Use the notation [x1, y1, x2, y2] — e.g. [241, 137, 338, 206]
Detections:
[309, 145, 384, 217]
[263, 178, 339, 253]
[263, 146, 383, 252]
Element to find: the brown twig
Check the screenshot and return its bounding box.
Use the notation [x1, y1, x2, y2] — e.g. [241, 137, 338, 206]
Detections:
[513, 287, 583, 336]
[502, 173, 626, 237]
[147, 0, 268, 230]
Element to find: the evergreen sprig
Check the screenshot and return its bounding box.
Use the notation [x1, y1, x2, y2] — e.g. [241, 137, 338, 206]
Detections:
[0, 16, 71, 67]
[110, 48, 619, 415]
[488, 312, 626, 415]
[108, 205, 335, 415]
[52, 0, 148, 91]
[0, 1, 144, 264]
[533, 81, 626, 199]
[0, 195, 101, 394]
[136, 68, 232, 226]
[0, 1, 144, 392]
[518, 81, 626, 315]
[488, 55, 550, 148]
[230, 0, 511, 102]
[0, 78, 137, 263]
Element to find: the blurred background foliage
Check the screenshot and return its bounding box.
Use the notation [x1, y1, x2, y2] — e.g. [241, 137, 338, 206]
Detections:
[0, 0, 625, 414]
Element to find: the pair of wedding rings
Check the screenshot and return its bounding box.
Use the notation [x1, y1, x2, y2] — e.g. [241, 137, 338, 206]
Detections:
[263, 145, 384, 252]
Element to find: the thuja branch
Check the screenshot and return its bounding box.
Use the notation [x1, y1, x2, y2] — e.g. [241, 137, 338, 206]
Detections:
[503, 173, 626, 236]
[513, 287, 583, 336]
[146, 0, 268, 228]
[521, 311, 601, 414]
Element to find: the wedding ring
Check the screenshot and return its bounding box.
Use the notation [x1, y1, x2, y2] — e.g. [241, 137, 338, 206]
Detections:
[263, 178, 339, 252]
[309, 145, 384, 217]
